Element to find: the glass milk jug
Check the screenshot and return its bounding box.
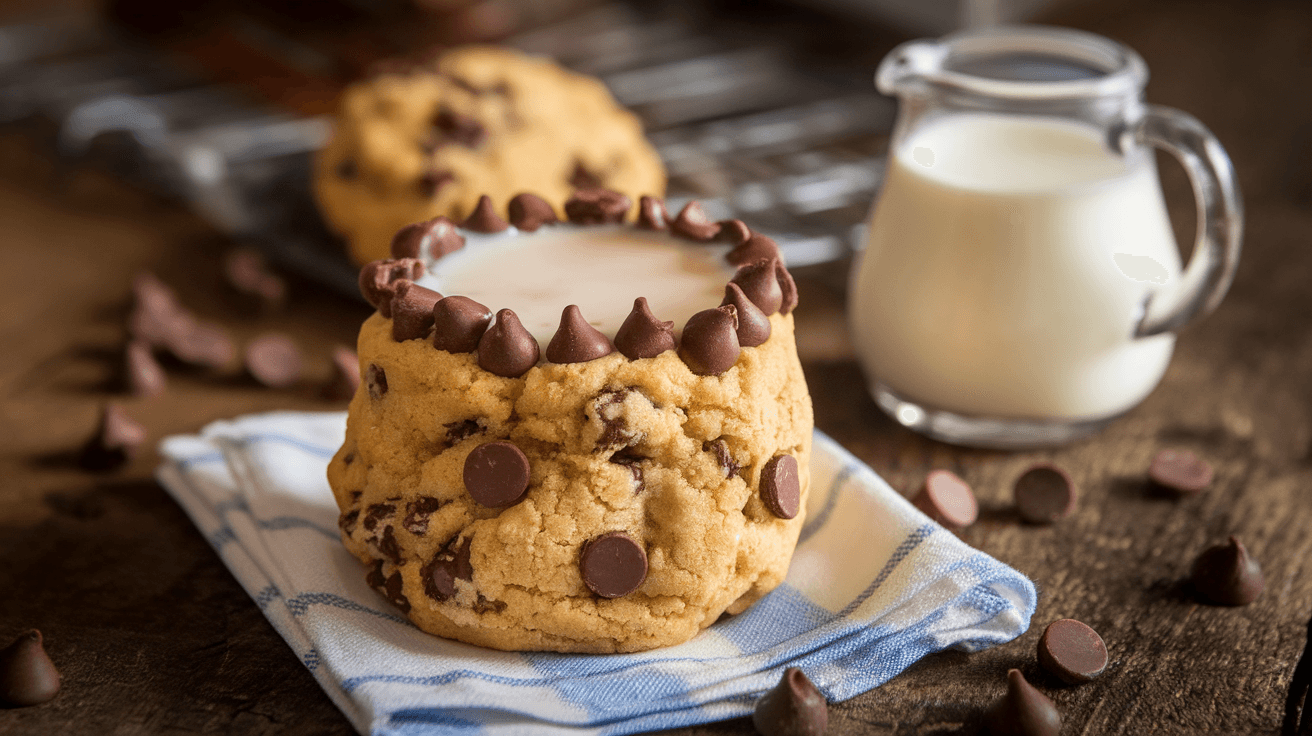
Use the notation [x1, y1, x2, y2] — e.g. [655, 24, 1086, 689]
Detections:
[848, 26, 1242, 448]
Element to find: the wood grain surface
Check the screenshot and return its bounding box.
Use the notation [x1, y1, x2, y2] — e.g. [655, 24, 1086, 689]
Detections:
[2, 0, 1310, 733]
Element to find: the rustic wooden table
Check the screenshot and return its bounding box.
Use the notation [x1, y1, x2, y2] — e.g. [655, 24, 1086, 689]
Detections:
[2, 0, 1310, 733]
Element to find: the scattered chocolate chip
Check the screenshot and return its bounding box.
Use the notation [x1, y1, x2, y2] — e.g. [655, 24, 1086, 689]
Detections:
[752, 667, 827, 736]
[366, 363, 388, 399]
[636, 196, 667, 230]
[591, 389, 644, 450]
[461, 195, 509, 233]
[761, 454, 801, 520]
[564, 188, 631, 224]
[244, 333, 303, 388]
[417, 169, 455, 198]
[1149, 449, 1214, 495]
[984, 669, 1061, 736]
[391, 282, 444, 342]
[731, 259, 784, 315]
[434, 107, 487, 148]
[727, 233, 783, 267]
[579, 532, 647, 598]
[715, 219, 752, 246]
[127, 293, 191, 349]
[79, 403, 146, 471]
[0, 630, 61, 707]
[507, 192, 559, 232]
[224, 248, 287, 313]
[124, 340, 166, 397]
[131, 272, 180, 321]
[423, 536, 473, 601]
[322, 346, 361, 401]
[378, 525, 402, 564]
[668, 200, 721, 241]
[678, 306, 740, 376]
[358, 258, 425, 314]
[463, 441, 531, 508]
[721, 283, 771, 347]
[911, 469, 978, 529]
[1038, 619, 1108, 684]
[477, 309, 539, 377]
[614, 297, 676, 360]
[1013, 464, 1077, 524]
[336, 158, 357, 180]
[404, 497, 445, 535]
[569, 161, 603, 190]
[546, 305, 615, 363]
[1191, 535, 1264, 605]
[362, 503, 395, 533]
[703, 438, 740, 478]
[339, 508, 360, 535]
[171, 321, 235, 369]
[432, 296, 493, 354]
[383, 570, 410, 612]
[444, 419, 484, 446]
[391, 217, 465, 260]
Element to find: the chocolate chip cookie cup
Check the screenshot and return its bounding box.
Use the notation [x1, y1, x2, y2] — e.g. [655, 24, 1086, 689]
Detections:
[327, 190, 814, 653]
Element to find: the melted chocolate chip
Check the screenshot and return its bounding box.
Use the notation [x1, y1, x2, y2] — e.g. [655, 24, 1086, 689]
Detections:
[546, 305, 615, 363]
[730, 259, 784, 315]
[636, 196, 667, 230]
[591, 389, 644, 450]
[984, 669, 1061, 736]
[611, 453, 645, 494]
[362, 503, 395, 533]
[911, 469, 978, 529]
[359, 258, 425, 313]
[1038, 619, 1108, 684]
[1191, 535, 1264, 605]
[0, 630, 61, 707]
[443, 419, 484, 446]
[703, 439, 740, 478]
[391, 282, 444, 342]
[761, 454, 801, 520]
[507, 192, 559, 232]
[472, 594, 507, 614]
[417, 169, 455, 198]
[366, 363, 388, 399]
[124, 340, 166, 397]
[423, 536, 473, 601]
[378, 525, 402, 564]
[463, 441, 531, 508]
[727, 233, 783, 267]
[614, 297, 676, 360]
[383, 570, 410, 612]
[721, 282, 771, 347]
[366, 560, 386, 590]
[339, 508, 360, 535]
[565, 188, 631, 224]
[461, 195, 510, 233]
[434, 107, 487, 148]
[391, 216, 465, 260]
[569, 161, 603, 190]
[80, 403, 146, 471]
[1149, 448, 1214, 495]
[752, 667, 827, 736]
[1014, 464, 1077, 524]
[580, 532, 647, 598]
[404, 497, 445, 535]
[432, 296, 493, 353]
[715, 219, 752, 246]
[678, 306, 740, 376]
[244, 332, 303, 388]
[477, 309, 539, 377]
[322, 345, 361, 401]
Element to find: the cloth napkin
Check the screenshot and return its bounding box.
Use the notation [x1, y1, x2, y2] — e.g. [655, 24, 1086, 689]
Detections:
[156, 411, 1035, 736]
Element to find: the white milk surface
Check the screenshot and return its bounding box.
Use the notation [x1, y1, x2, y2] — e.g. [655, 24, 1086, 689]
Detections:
[420, 226, 734, 346]
[849, 113, 1182, 420]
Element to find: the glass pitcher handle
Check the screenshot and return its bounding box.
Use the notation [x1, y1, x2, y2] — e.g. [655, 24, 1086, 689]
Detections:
[1122, 105, 1243, 338]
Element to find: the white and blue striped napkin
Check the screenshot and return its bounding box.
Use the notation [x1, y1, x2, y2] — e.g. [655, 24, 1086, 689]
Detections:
[156, 411, 1035, 736]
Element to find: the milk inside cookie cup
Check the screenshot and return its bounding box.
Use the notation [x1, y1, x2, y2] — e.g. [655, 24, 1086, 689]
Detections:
[328, 191, 815, 653]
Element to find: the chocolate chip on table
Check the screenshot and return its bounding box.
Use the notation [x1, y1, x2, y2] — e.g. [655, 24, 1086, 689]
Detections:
[614, 297, 676, 360]
[244, 333, 303, 388]
[417, 168, 455, 198]
[678, 306, 740, 376]
[761, 454, 801, 520]
[433, 296, 493, 353]
[1149, 448, 1214, 495]
[564, 188, 631, 224]
[391, 216, 465, 260]
[727, 233, 783, 267]
[1038, 619, 1108, 684]
[721, 283, 771, 347]
[715, 219, 752, 247]
[366, 363, 388, 400]
[911, 469, 978, 529]
[477, 309, 540, 378]
[1191, 535, 1264, 605]
[461, 195, 509, 233]
[463, 441, 531, 508]
[546, 305, 614, 363]
[984, 669, 1061, 736]
[223, 247, 287, 312]
[390, 282, 444, 342]
[171, 321, 236, 369]
[579, 532, 647, 598]
[731, 259, 785, 315]
[424, 536, 473, 601]
[124, 340, 166, 398]
[358, 258, 425, 314]
[1013, 464, 1076, 524]
[0, 630, 61, 707]
[507, 192, 559, 232]
[668, 201, 721, 241]
[752, 667, 828, 736]
[635, 196, 667, 230]
[79, 403, 146, 471]
[322, 346, 361, 401]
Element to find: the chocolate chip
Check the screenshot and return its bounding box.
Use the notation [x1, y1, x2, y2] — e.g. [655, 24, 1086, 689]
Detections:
[727, 233, 783, 267]
[244, 333, 303, 388]
[614, 297, 676, 360]
[1191, 535, 1264, 605]
[366, 560, 386, 590]
[569, 161, 603, 190]
[715, 219, 752, 246]
[472, 594, 507, 614]
[124, 340, 166, 397]
[761, 454, 801, 520]
[591, 389, 643, 450]
[378, 525, 402, 564]
[131, 272, 180, 321]
[223, 247, 287, 312]
[391, 282, 444, 342]
[336, 158, 357, 180]
[171, 321, 235, 369]
[0, 630, 60, 707]
[79, 403, 146, 471]
[127, 289, 191, 349]
[579, 532, 647, 598]
[678, 306, 740, 376]
[984, 669, 1061, 736]
[339, 508, 360, 535]
[434, 107, 487, 148]
[507, 192, 559, 232]
[423, 536, 473, 601]
[391, 216, 465, 260]
[611, 453, 645, 494]
[752, 667, 827, 736]
[721, 282, 771, 347]
[730, 258, 784, 315]
[463, 441, 531, 508]
[366, 363, 388, 399]
[636, 196, 667, 230]
[1013, 464, 1076, 524]
[911, 469, 978, 529]
[703, 438, 740, 478]
[383, 570, 410, 612]
[432, 296, 493, 353]
[564, 188, 631, 224]
[1149, 448, 1214, 495]
[404, 497, 445, 535]
[668, 201, 721, 241]
[461, 195, 509, 233]
[322, 345, 361, 401]
[1038, 619, 1108, 684]
[777, 260, 799, 315]
[477, 309, 539, 377]
[417, 169, 455, 198]
[358, 258, 425, 314]
[546, 305, 615, 364]
[362, 503, 395, 533]
[443, 419, 484, 446]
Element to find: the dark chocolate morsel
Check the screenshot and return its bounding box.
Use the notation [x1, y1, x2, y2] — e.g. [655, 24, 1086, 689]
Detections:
[546, 305, 615, 364]
[1014, 464, 1077, 524]
[1149, 448, 1214, 495]
[565, 188, 631, 224]
[668, 201, 721, 241]
[359, 258, 425, 314]
[715, 219, 752, 246]
[391, 216, 465, 260]
[404, 496, 445, 535]
[417, 168, 455, 198]
[366, 363, 388, 400]
[390, 282, 444, 342]
[761, 454, 800, 520]
[477, 309, 540, 378]
[461, 195, 510, 233]
[1038, 619, 1108, 684]
[0, 630, 61, 707]
[1191, 535, 1264, 605]
[678, 305, 740, 376]
[776, 259, 799, 315]
[383, 569, 410, 612]
[752, 667, 827, 736]
[730, 258, 784, 315]
[911, 469, 978, 529]
[434, 107, 487, 148]
[704, 438, 741, 478]
[223, 247, 287, 312]
[244, 332, 303, 388]
[432, 296, 493, 353]
[727, 233, 783, 267]
[170, 321, 235, 369]
[423, 536, 473, 601]
[125, 340, 166, 397]
[80, 403, 146, 471]
[507, 192, 559, 232]
[322, 345, 361, 401]
[721, 283, 771, 347]
[984, 669, 1061, 736]
[579, 532, 647, 598]
[463, 441, 531, 508]
[636, 196, 668, 230]
[614, 297, 676, 360]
